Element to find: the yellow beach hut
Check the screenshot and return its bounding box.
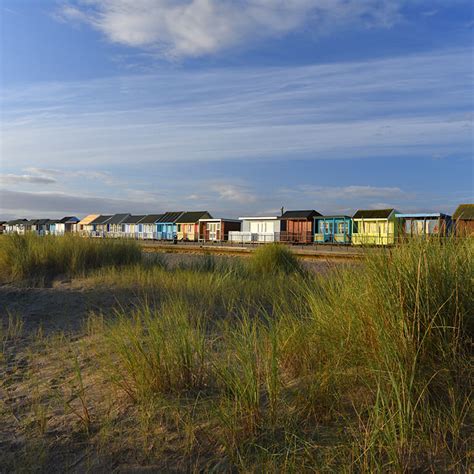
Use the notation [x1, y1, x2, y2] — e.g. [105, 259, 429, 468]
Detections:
[352, 209, 398, 245]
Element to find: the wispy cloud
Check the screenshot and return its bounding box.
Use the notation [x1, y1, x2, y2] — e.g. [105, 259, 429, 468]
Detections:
[0, 188, 164, 217]
[212, 184, 257, 204]
[57, 0, 403, 59]
[1, 47, 471, 216]
[289, 184, 407, 200]
[0, 181, 463, 219]
[2, 48, 472, 170]
[0, 173, 57, 185]
[25, 167, 119, 185]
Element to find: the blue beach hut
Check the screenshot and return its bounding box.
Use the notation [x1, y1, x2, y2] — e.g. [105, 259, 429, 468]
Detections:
[314, 215, 352, 244]
[156, 212, 184, 240]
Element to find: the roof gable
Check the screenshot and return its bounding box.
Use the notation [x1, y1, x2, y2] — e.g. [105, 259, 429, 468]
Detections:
[90, 215, 112, 225]
[107, 213, 131, 225]
[7, 219, 29, 225]
[77, 214, 100, 225]
[58, 216, 80, 223]
[123, 215, 146, 224]
[453, 204, 474, 220]
[157, 211, 184, 223]
[353, 209, 395, 219]
[140, 214, 164, 224]
[280, 210, 322, 219]
[314, 215, 352, 219]
[176, 211, 212, 223]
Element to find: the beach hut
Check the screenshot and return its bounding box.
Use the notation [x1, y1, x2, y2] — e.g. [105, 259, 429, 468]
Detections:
[279, 210, 321, 243]
[122, 215, 145, 238]
[228, 216, 281, 243]
[90, 215, 112, 237]
[55, 216, 80, 235]
[29, 219, 50, 235]
[107, 214, 131, 237]
[4, 219, 29, 234]
[176, 211, 212, 241]
[198, 218, 241, 242]
[314, 215, 352, 244]
[396, 213, 452, 239]
[28, 219, 40, 234]
[139, 214, 163, 240]
[43, 219, 59, 235]
[75, 214, 100, 236]
[156, 212, 184, 240]
[452, 204, 474, 236]
[0, 221, 5, 234]
[352, 209, 398, 245]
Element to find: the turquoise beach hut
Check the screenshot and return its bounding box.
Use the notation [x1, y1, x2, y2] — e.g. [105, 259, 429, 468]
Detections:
[314, 215, 352, 244]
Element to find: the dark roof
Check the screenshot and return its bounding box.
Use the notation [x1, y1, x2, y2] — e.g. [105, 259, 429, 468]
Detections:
[140, 214, 163, 224]
[353, 209, 395, 219]
[176, 211, 212, 223]
[32, 219, 50, 226]
[314, 215, 352, 219]
[453, 204, 474, 221]
[46, 219, 59, 225]
[280, 210, 322, 220]
[123, 215, 145, 224]
[6, 219, 29, 225]
[157, 211, 184, 223]
[58, 216, 79, 223]
[90, 215, 112, 225]
[107, 213, 131, 225]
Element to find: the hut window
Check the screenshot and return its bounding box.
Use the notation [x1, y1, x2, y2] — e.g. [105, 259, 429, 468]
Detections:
[338, 222, 347, 233]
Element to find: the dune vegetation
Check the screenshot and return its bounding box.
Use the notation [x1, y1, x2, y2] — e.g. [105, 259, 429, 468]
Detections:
[0, 239, 472, 471]
[0, 233, 142, 284]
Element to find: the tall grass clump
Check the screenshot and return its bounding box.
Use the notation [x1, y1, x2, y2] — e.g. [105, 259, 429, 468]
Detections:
[100, 300, 208, 401]
[249, 243, 301, 275]
[275, 237, 472, 470]
[0, 233, 142, 283]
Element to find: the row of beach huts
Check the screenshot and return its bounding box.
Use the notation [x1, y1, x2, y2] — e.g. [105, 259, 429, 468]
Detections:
[2, 204, 473, 246]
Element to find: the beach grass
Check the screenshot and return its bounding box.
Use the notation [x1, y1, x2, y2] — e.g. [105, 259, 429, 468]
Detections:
[0, 233, 142, 284]
[1, 237, 472, 471]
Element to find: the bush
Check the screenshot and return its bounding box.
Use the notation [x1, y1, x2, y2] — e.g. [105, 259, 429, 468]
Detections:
[249, 243, 301, 275]
[0, 233, 142, 284]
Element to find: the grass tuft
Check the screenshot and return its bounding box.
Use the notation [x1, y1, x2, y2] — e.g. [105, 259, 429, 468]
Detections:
[249, 243, 301, 275]
[0, 233, 142, 284]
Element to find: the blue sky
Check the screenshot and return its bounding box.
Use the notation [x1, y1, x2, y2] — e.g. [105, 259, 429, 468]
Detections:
[1, 0, 473, 219]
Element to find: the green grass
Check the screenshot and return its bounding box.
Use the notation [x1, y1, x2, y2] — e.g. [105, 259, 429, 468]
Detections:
[249, 243, 301, 275]
[0, 233, 142, 284]
[1, 237, 472, 471]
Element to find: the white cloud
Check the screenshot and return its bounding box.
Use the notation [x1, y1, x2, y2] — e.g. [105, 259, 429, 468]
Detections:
[0, 188, 161, 217]
[2, 48, 471, 169]
[293, 184, 406, 200]
[25, 167, 119, 185]
[0, 173, 57, 185]
[212, 184, 257, 204]
[58, 0, 403, 58]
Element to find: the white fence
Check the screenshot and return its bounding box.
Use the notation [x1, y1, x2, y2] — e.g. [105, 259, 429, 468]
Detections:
[228, 231, 279, 244]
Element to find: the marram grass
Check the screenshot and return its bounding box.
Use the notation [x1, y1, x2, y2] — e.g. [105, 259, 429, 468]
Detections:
[0, 233, 142, 284]
[2, 237, 472, 472]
